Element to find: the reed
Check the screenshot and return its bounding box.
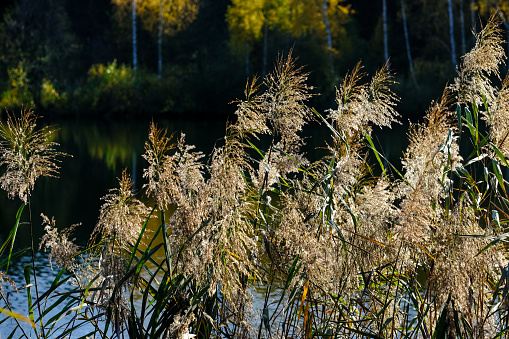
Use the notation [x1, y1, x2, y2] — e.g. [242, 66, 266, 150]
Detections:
[1, 14, 509, 339]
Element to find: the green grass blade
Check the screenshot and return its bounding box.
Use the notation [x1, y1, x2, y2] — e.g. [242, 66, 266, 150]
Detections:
[3, 204, 25, 274]
[128, 205, 156, 268]
[23, 264, 37, 336]
[364, 132, 388, 182]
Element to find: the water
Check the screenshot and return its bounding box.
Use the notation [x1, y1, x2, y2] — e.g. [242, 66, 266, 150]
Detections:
[0, 118, 408, 336]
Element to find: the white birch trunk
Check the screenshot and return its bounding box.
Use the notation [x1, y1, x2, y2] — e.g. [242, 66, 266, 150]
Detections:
[448, 0, 457, 67]
[401, 0, 418, 89]
[158, 0, 163, 80]
[132, 0, 137, 71]
[322, 0, 334, 73]
[383, 0, 389, 65]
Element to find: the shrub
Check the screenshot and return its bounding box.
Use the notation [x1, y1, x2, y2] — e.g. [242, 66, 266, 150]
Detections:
[0, 62, 34, 111]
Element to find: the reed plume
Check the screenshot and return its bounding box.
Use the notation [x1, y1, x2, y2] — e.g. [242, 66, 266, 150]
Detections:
[39, 214, 80, 270]
[94, 168, 150, 247]
[327, 60, 399, 137]
[451, 13, 505, 105]
[0, 108, 65, 204]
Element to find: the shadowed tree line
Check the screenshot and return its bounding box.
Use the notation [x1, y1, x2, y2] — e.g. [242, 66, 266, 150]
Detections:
[0, 0, 507, 120]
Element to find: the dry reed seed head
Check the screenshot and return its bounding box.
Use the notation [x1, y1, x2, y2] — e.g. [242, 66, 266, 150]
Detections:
[327, 61, 399, 137]
[0, 271, 16, 291]
[39, 214, 80, 270]
[425, 201, 504, 314]
[173, 133, 206, 201]
[401, 91, 460, 194]
[0, 109, 67, 204]
[142, 122, 176, 210]
[69, 252, 101, 288]
[451, 13, 505, 105]
[260, 51, 313, 148]
[484, 75, 509, 157]
[100, 245, 129, 286]
[355, 178, 398, 235]
[153, 131, 260, 299]
[253, 142, 309, 189]
[233, 76, 271, 140]
[94, 169, 150, 246]
[166, 308, 196, 339]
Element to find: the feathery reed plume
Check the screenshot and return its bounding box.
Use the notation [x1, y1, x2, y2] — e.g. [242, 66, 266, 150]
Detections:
[232, 75, 269, 140]
[233, 50, 312, 152]
[93, 169, 150, 246]
[142, 122, 176, 210]
[0, 108, 65, 204]
[397, 89, 458, 251]
[395, 86, 504, 330]
[39, 214, 80, 270]
[327, 60, 399, 137]
[260, 50, 313, 147]
[401, 89, 457, 193]
[451, 13, 505, 104]
[487, 75, 509, 156]
[425, 199, 501, 314]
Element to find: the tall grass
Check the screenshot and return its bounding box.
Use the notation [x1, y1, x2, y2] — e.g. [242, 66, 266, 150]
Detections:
[2, 14, 509, 338]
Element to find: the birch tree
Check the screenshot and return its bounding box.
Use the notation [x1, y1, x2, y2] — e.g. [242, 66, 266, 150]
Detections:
[227, 0, 350, 76]
[448, 0, 457, 67]
[139, 0, 199, 80]
[383, 0, 389, 65]
[112, 0, 138, 71]
[226, 0, 265, 76]
[400, 0, 418, 89]
[322, 0, 334, 72]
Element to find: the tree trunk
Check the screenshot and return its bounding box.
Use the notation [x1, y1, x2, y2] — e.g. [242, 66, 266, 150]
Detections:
[322, 0, 334, 73]
[132, 0, 137, 71]
[382, 0, 389, 65]
[460, 0, 466, 55]
[447, 0, 457, 67]
[158, 0, 163, 80]
[401, 0, 418, 89]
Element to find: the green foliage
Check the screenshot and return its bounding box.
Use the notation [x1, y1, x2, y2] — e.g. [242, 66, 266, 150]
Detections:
[69, 61, 171, 117]
[0, 63, 34, 111]
[40, 79, 67, 111]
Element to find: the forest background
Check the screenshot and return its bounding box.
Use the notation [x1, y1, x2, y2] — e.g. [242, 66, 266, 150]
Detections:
[0, 0, 507, 121]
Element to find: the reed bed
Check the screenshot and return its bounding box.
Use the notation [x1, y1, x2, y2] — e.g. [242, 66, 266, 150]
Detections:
[1, 14, 509, 339]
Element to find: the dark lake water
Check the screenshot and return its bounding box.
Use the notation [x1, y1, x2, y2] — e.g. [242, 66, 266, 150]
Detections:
[0, 118, 409, 336]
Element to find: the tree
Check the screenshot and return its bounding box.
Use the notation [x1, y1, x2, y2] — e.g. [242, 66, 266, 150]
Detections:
[400, 0, 418, 89]
[448, 0, 457, 67]
[322, 0, 334, 72]
[0, 0, 77, 107]
[226, 0, 350, 76]
[226, 0, 265, 76]
[138, 0, 199, 80]
[111, 0, 138, 70]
